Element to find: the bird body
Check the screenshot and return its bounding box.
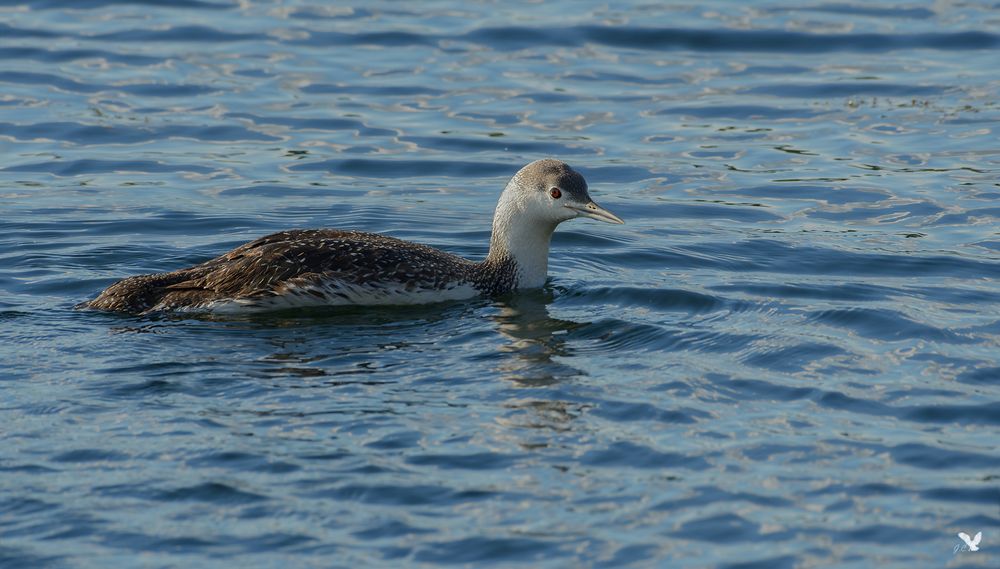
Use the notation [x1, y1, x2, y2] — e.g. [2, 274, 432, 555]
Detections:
[82, 159, 623, 314]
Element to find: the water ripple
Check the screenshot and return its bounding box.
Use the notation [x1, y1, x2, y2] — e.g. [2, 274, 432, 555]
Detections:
[579, 441, 711, 470]
[0, 71, 218, 96]
[4, 159, 217, 175]
[0, 121, 280, 144]
[563, 286, 725, 313]
[413, 536, 564, 565]
[0, 46, 163, 65]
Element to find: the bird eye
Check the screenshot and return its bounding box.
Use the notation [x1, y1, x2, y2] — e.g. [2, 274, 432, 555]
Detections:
[549, 187, 562, 199]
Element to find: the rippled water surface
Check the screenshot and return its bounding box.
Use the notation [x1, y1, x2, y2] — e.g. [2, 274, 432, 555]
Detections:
[2, 1, 1000, 567]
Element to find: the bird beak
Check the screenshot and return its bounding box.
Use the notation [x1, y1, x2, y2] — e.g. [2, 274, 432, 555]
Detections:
[566, 201, 625, 224]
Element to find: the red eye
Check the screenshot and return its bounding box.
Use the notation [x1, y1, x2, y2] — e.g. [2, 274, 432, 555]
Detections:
[549, 187, 561, 199]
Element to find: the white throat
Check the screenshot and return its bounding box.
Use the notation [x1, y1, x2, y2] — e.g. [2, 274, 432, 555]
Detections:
[486, 188, 557, 289]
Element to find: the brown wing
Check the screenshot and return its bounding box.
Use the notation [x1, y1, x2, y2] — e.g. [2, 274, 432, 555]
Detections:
[164, 229, 474, 298]
[85, 228, 476, 313]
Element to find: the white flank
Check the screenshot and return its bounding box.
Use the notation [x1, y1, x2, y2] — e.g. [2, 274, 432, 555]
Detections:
[200, 280, 480, 313]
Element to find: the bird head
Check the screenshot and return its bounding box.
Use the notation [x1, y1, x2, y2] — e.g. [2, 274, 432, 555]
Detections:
[502, 159, 624, 228]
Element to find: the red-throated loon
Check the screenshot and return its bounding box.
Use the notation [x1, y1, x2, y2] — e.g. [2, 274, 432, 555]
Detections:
[81, 159, 624, 314]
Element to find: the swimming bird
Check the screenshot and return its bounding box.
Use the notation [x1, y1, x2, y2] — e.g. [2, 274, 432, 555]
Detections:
[82, 159, 624, 314]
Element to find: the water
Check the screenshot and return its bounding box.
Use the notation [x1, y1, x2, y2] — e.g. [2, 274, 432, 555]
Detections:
[2, 1, 999, 567]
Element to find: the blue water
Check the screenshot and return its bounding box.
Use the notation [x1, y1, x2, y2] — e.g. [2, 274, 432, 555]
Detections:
[2, 1, 999, 567]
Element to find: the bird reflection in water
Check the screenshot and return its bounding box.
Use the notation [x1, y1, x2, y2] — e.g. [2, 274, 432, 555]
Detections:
[491, 290, 586, 386]
[492, 291, 594, 439]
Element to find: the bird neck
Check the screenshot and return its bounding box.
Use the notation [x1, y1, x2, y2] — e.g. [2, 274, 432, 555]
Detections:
[483, 191, 556, 289]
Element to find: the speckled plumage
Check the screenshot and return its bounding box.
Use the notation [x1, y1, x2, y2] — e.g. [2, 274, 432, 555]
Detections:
[82, 159, 622, 315]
